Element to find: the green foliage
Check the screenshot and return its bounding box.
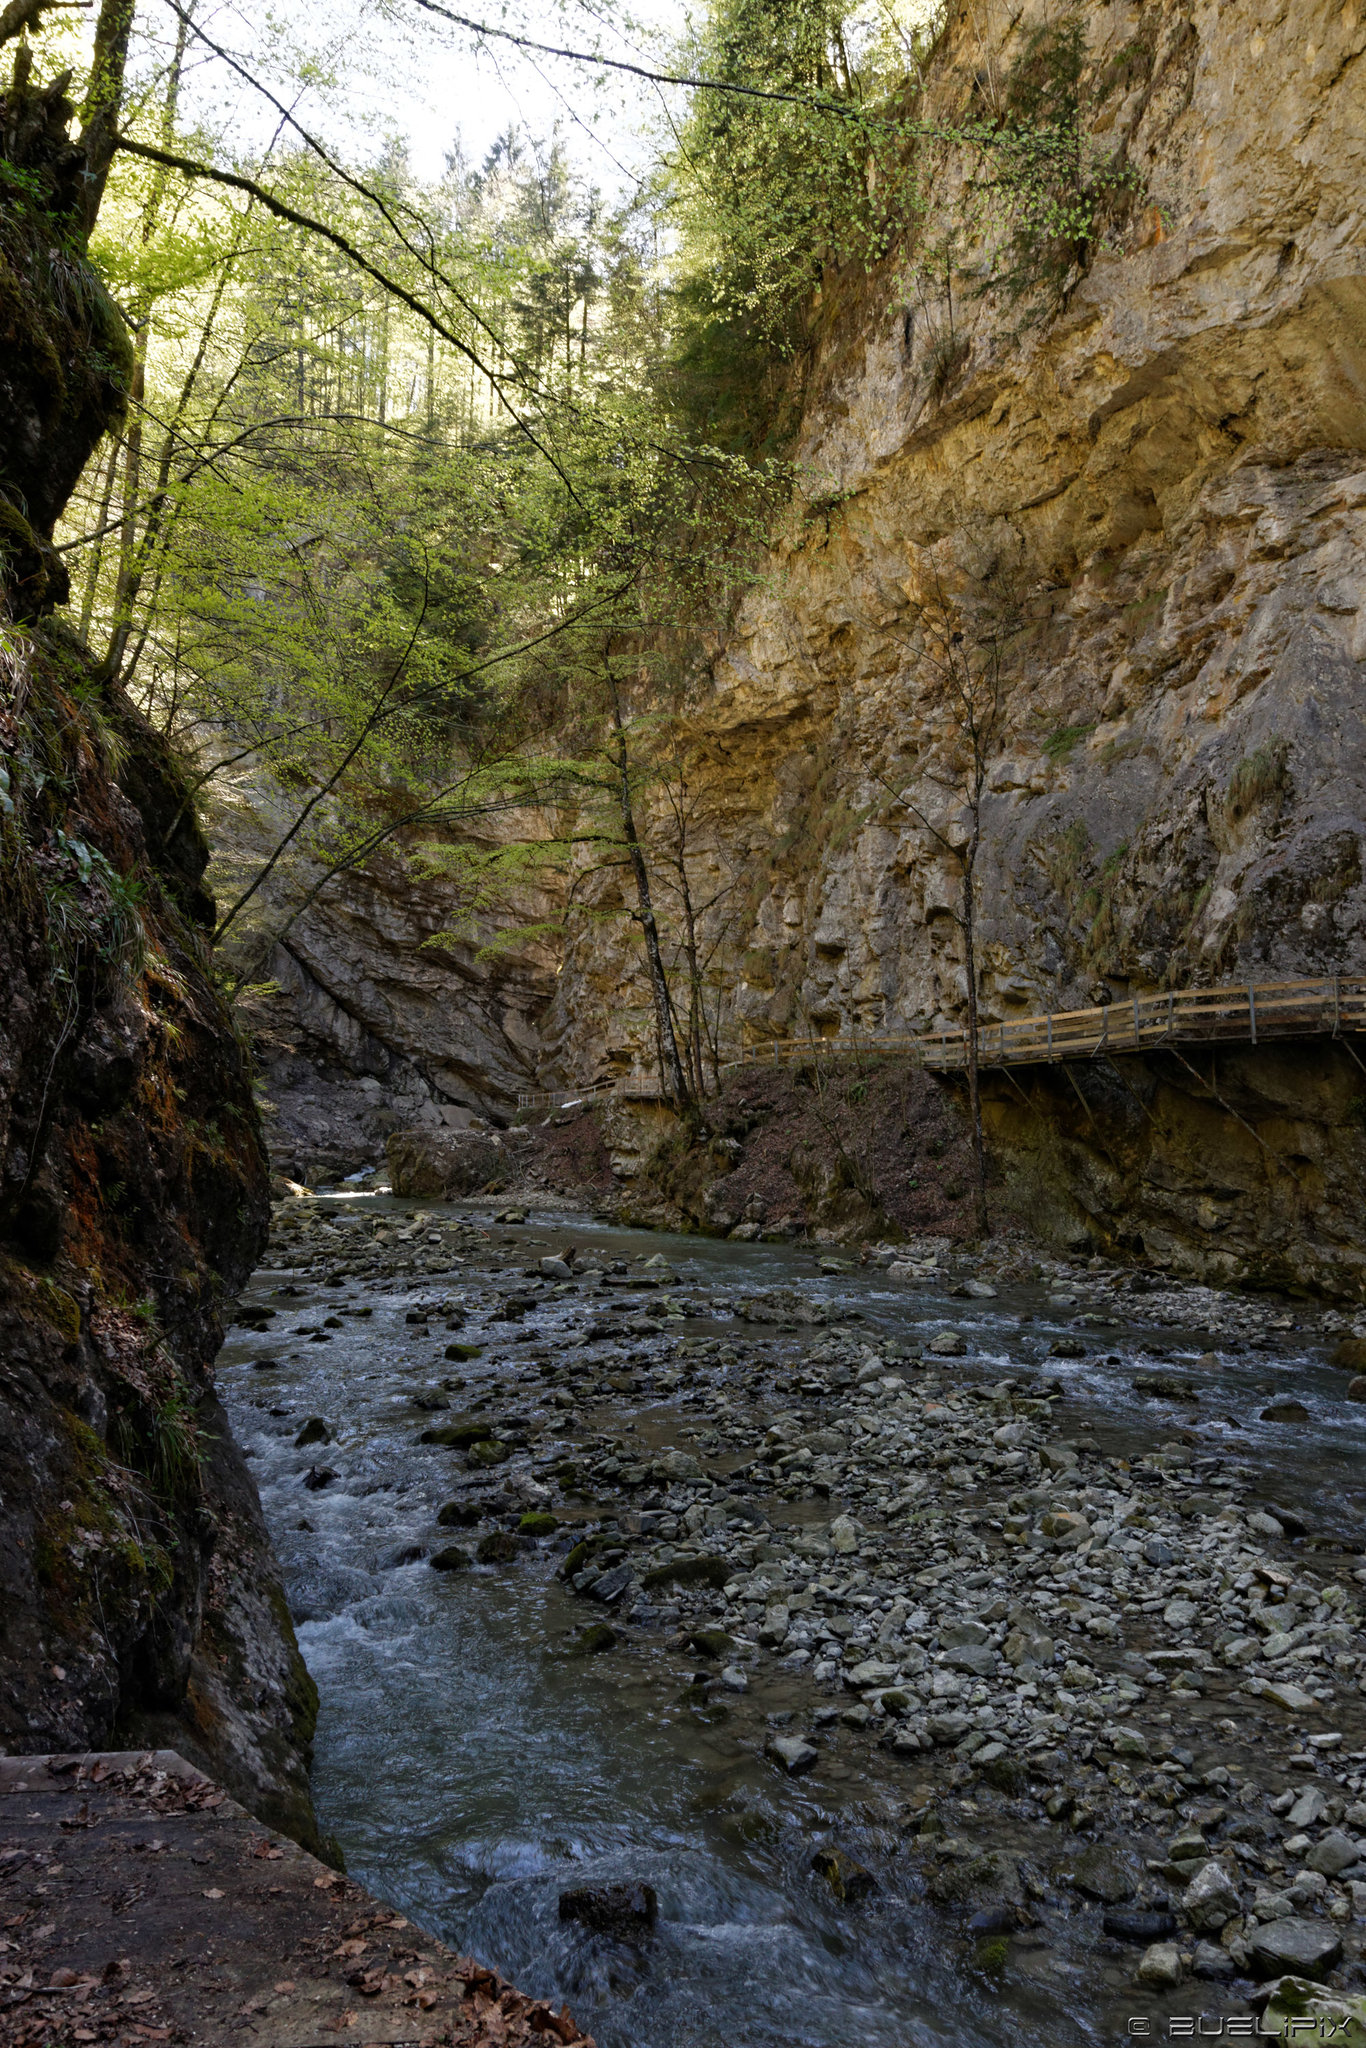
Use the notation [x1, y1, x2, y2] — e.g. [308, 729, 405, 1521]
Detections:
[1225, 741, 1289, 826]
[111, 1366, 211, 1501]
[1041, 722, 1094, 762]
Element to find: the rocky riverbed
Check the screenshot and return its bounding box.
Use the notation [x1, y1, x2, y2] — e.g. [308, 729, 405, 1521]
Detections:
[220, 1197, 1366, 2045]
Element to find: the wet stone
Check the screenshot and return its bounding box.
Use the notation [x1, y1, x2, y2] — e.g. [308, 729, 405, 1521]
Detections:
[1136, 1942, 1184, 1989]
[1102, 1909, 1177, 1944]
[437, 1498, 481, 1527]
[1066, 1846, 1136, 1905]
[558, 1882, 657, 1939]
[430, 1545, 472, 1571]
[810, 1848, 877, 1904]
[769, 1735, 819, 1775]
[1248, 1917, 1344, 1981]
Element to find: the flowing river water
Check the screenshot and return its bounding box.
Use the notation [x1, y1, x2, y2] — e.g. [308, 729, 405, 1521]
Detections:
[218, 1199, 1366, 2048]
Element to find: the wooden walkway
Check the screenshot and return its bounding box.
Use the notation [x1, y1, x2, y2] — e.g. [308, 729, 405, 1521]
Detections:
[516, 976, 1366, 1110]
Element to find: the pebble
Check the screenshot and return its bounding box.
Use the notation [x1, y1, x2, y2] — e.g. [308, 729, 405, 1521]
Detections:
[1136, 1941, 1184, 1988]
[769, 1735, 818, 1774]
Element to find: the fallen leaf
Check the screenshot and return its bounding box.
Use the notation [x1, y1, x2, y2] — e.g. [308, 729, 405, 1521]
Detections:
[202, 1888, 225, 1900]
[273, 1980, 296, 1993]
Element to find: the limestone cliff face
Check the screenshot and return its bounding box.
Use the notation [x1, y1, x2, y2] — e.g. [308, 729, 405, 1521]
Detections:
[528, 0, 1366, 1287]
[548, 0, 1366, 1064]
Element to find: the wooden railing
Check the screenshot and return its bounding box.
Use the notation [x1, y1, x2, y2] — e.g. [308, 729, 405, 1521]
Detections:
[515, 976, 1366, 1109]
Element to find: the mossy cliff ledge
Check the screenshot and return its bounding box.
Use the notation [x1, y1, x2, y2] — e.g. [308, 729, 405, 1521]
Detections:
[0, 55, 325, 1853]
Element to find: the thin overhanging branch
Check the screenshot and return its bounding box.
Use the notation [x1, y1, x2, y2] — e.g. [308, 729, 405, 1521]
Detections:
[212, 568, 432, 944]
[113, 134, 583, 503]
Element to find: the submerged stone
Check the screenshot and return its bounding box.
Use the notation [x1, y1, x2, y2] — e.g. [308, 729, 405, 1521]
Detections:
[558, 1881, 657, 1938]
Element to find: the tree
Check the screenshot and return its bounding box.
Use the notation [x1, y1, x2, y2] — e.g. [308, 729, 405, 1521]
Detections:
[876, 535, 1028, 1239]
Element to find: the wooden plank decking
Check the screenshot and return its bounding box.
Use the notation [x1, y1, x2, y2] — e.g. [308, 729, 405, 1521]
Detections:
[516, 976, 1366, 1109]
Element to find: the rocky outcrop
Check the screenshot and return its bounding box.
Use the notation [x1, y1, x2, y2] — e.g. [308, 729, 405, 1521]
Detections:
[0, 633, 326, 1852]
[220, 822, 560, 1181]
[386, 1125, 505, 1197]
[0, 58, 325, 1853]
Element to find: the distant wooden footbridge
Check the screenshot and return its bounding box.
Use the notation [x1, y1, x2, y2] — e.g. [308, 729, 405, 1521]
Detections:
[516, 976, 1366, 1111]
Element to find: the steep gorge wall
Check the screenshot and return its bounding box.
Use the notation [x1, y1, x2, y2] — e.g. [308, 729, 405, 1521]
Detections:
[548, 0, 1366, 1058]
[242, 0, 1366, 1289]
[534, 0, 1366, 1285]
[0, 63, 326, 1851]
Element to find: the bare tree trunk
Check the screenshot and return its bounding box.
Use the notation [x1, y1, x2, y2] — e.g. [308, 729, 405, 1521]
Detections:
[960, 842, 988, 1239]
[604, 666, 690, 1110]
[76, 433, 121, 645]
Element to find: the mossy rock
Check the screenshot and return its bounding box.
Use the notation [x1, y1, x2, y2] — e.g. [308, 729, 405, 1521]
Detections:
[420, 1418, 493, 1447]
[429, 1545, 472, 1571]
[979, 1754, 1030, 1796]
[437, 1499, 480, 1528]
[561, 1536, 610, 1579]
[477, 1531, 521, 1564]
[445, 1342, 484, 1361]
[927, 1854, 1005, 1907]
[1261, 1979, 1366, 2044]
[566, 1623, 618, 1657]
[973, 1934, 1011, 1976]
[686, 1628, 735, 1659]
[34, 1278, 81, 1345]
[642, 1554, 728, 1591]
[469, 1438, 511, 1467]
[519, 1512, 558, 1536]
[810, 1848, 878, 1904]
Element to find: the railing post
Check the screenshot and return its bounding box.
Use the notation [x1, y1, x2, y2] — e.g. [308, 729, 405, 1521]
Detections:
[1334, 974, 1341, 1036]
[1046, 1011, 1053, 1057]
[1132, 993, 1140, 1045]
[1248, 985, 1257, 1046]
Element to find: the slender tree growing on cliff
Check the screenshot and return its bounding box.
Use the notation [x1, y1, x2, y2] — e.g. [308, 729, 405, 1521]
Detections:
[877, 543, 1025, 1239]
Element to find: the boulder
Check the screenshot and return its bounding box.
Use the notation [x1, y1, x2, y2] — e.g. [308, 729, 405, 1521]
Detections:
[1305, 1830, 1360, 1878]
[429, 1545, 472, 1571]
[769, 1735, 818, 1774]
[1135, 1942, 1183, 1989]
[386, 1127, 502, 1197]
[567, 1623, 618, 1656]
[1103, 1908, 1177, 1944]
[1066, 1846, 1136, 1905]
[810, 1848, 878, 1904]
[1248, 1917, 1343, 1981]
[1331, 1338, 1366, 1371]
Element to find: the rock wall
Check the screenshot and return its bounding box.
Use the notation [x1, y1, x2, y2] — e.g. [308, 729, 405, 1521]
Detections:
[547, 0, 1366, 1058]
[223, 840, 559, 1180]
[0, 60, 327, 1854]
[532, 0, 1366, 1285]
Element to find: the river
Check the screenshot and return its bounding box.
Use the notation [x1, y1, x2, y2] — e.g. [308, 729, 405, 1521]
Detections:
[218, 1199, 1364, 2047]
